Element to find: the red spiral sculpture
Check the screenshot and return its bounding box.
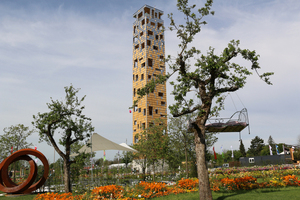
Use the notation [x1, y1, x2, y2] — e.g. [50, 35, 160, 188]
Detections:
[0, 149, 49, 194]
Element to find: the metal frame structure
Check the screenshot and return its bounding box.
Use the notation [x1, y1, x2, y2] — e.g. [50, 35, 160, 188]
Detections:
[205, 108, 250, 140]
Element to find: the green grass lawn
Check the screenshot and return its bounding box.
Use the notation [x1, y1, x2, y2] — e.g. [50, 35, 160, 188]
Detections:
[153, 187, 300, 200]
[0, 193, 37, 200]
[0, 187, 300, 200]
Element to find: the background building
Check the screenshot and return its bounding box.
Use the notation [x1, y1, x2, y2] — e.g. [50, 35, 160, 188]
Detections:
[132, 5, 167, 143]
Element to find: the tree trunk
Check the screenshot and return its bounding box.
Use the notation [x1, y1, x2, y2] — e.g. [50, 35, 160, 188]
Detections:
[161, 158, 164, 178]
[152, 162, 155, 181]
[63, 160, 71, 193]
[142, 165, 146, 181]
[185, 141, 189, 178]
[194, 124, 212, 200]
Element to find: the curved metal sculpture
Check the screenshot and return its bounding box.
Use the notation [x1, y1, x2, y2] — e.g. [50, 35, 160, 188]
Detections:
[0, 149, 49, 194]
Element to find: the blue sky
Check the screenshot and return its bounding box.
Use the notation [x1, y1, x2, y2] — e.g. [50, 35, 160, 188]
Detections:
[0, 0, 299, 162]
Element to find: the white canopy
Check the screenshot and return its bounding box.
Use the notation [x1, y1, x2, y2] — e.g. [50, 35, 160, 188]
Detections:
[119, 143, 137, 152]
[76, 133, 137, 155]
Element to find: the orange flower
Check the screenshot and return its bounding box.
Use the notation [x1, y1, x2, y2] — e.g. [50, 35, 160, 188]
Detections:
[282, 175, 300, 186]
[91, 185, 123, 199]
[34, 192, 83, 200]
[178, 178, 198, 190]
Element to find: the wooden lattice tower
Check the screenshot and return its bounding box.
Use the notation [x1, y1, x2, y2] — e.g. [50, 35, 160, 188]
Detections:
[132, 5, 167, 143]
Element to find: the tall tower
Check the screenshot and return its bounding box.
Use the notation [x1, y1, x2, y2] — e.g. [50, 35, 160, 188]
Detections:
[132, 5, 167, 143]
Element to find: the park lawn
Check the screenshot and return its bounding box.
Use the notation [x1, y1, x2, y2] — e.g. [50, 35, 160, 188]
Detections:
[0, 193, 37, 200]
[0, 187, 299, 200]
[153, 187, 300, 200]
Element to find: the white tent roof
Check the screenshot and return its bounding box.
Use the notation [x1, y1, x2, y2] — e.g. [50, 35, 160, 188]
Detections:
[76, 133, 137, 154]
[119, 143, 137, 152]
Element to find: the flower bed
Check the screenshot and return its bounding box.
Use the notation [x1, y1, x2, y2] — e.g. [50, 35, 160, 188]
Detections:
[34, 180, 196, 200]
[178, 178, 198, 190]
[211, 175, 300, 192]
[35, 192, 83, 200]
[35, 165, 300, 199]
[91, 185, 123, 199]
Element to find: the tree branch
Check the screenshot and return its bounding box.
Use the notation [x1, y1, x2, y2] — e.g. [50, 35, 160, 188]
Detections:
[222, 51, 237, 64]
[173, 105, 201, 117]
[47, 124, 65, 158]
[214, 86, 239, 95]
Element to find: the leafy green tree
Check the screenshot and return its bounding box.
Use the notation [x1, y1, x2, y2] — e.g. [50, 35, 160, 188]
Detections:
[239, 140, 246, 157]
[260, 145, 270, 156]
[70, 142, 95, 182]
[94, 158, 104, 167]
[132, 141, 147, 180]
[223, 150, 232, 162]
[146, 118, 168, 181]
[233, 150, 243, 161]
[134, 0, 273, 198]
[276, 143, 284, 153]
[133, 118, 168, 181]
[167, 114, 217, 177]
[0, 124, 34, 158]
[120, 151, 134, 168]
[247, 136, 265, 156]
[32, 85, 94, 193]
[219, 149, 243, 167]
[51, 158, 64, 185]
[214, 152, 224, 166]
[0, 124, 34, 181]
[167, 114, 195, 177]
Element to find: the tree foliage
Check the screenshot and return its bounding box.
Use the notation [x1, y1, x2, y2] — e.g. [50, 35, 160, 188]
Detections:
[32, 85, 94, 193]
[167, 114, 194, 176]
[0, 124, 34, 158]
[133, 118, 168, 181]
[134, 0, 273, 199]
[247, 136, 265, 156]
[239, 140, 246, 157]
[0, 124, 34, 182]
[120, 151, 134, 168]
[268, 135, 275, 146]
[260, 145, 270, 156]
[70, 142, 95, 182]
[167, 114, 217, 177]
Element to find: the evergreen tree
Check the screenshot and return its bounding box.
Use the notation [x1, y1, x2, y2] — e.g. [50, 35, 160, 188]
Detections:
[267, 135, 275, 145]
[267, 135, 276, 155]
[247, 136, 265, 156]
[239, 140, 246, 157]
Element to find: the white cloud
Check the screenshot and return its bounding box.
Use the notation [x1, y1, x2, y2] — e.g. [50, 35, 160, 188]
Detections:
[0, 0, 299, 161]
